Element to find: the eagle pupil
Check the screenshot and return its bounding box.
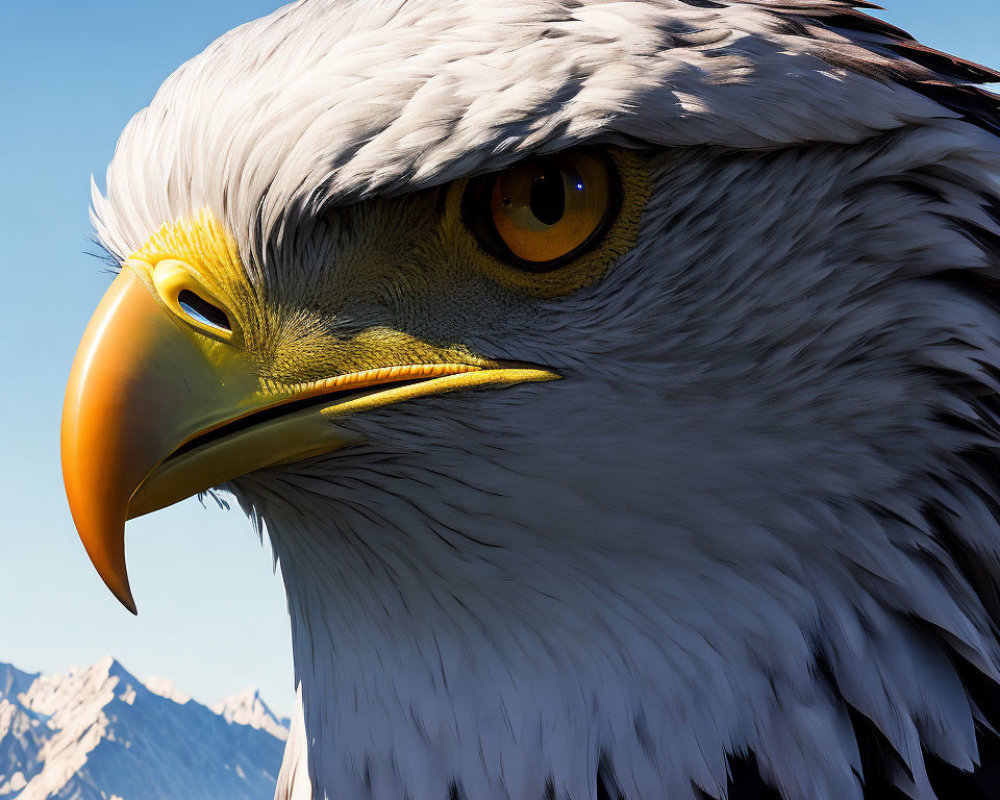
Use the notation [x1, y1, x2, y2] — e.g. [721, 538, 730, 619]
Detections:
[178, 289, 231, 332]
[530, 170, 565, 226]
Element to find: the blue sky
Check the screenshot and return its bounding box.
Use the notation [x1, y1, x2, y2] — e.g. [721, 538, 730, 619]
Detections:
[0, 1, 997, 718]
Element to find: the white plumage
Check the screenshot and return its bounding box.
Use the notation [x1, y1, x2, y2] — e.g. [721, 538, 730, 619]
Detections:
[90, 1, 1000, 798]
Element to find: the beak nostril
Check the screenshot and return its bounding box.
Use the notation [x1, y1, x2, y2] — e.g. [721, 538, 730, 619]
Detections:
[147, 259, 238, 340]
[177, 289, 232, 333]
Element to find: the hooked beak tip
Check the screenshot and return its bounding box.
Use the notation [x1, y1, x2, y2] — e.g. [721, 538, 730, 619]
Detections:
[112, 581, 138, 616]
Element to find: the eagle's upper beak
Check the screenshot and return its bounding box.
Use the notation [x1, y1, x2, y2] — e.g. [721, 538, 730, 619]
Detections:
[62, 258, 555, 613]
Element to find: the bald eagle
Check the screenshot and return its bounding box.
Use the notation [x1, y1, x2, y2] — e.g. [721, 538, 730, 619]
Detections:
[61, 1, 1000, 798]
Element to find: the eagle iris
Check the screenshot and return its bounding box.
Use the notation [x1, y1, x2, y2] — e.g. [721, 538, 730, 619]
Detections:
[465, 150, 615, 269]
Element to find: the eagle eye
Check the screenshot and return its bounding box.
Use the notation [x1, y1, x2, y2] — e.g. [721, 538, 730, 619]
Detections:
[461, 150, 619, 271]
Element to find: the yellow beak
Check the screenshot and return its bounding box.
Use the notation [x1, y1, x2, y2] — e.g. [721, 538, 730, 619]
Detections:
[62, 262, 556, 613]
[61, 266, 353, 612]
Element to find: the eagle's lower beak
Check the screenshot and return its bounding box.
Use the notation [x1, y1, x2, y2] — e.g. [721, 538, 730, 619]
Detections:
[62, 261, 556, 613]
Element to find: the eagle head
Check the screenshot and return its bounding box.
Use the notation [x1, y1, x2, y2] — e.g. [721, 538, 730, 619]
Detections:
[62, 1, 1000, 798]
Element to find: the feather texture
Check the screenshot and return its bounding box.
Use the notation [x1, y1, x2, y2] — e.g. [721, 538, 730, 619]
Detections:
[91, 1, 1000, 798]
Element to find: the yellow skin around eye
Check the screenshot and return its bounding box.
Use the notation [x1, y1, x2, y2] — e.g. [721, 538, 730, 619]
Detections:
[443, 147, 651, 299]
[490, 152, 610, 263]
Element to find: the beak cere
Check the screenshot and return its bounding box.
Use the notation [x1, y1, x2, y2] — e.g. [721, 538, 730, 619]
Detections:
[61, 260, 559, 613]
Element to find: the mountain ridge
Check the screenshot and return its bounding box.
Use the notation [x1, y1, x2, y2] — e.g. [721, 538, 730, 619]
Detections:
[0, 657, 286, 800]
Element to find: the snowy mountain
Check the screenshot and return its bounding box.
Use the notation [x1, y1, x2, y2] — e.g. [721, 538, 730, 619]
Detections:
[212, 690, 290, 742]
[0, 657, 287, 800]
